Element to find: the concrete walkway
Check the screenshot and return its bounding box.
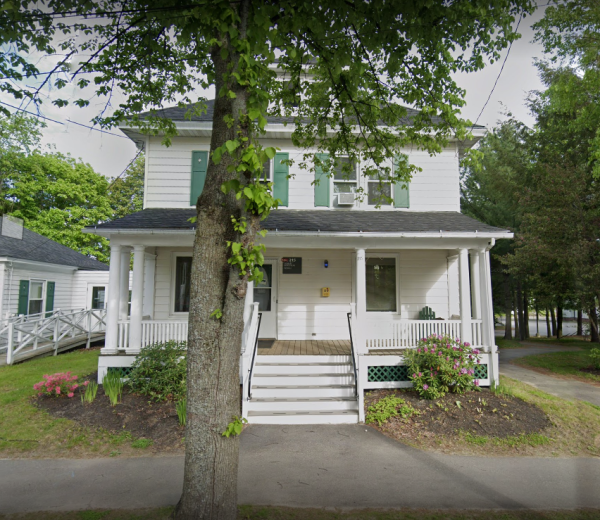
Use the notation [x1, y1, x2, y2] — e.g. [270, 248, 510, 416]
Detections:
[1, 425, 600, 514]
[498, 343, 600, 407]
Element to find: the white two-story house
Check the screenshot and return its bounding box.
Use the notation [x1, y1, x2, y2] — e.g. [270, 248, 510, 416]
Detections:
[87, 100, 511, 424]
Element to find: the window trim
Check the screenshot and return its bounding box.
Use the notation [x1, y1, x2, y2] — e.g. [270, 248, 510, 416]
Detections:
[331, 157, 359, 206]
[170, 252, 194, 316]
[365, 253, 400, 315]
[28, 279, 46, 316]
[89, 285, 108, 310]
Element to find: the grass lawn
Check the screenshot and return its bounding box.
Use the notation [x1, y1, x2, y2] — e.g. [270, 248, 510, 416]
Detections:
[2, 507, 600, 520]
[511, 337, 600, 385]
[496, 338, 525, 349]
[0, 348, 156, 458]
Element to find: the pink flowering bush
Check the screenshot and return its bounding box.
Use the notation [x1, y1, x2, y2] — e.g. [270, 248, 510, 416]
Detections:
[33, 372, 88, 398]
[405, 334, 480, 399]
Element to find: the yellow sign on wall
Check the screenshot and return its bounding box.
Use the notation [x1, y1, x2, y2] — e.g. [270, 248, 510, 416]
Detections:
[321, 287, 330, 297]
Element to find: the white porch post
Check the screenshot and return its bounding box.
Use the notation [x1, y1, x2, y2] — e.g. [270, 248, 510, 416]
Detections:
[458, 248, 473, 345]
[355, 248, 367, 355]
[104, 244, 122, 354]
[118, 248, 130, 320]
[129, 245, 145, 353]
[469, 251, 481, 320]
[480, 249, 499, 384]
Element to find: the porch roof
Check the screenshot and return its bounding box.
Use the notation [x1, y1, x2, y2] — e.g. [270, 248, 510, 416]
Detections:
[87, 208, 511, 237]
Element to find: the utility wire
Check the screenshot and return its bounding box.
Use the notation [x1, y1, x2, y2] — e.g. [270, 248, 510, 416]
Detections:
[471, 13, 523, 129]
[0, 100, 128, 139]
[108, 147, 143, 188]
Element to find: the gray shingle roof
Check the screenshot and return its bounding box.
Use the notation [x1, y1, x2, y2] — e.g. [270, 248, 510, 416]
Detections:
[90, 208, 509, 235]
[135, 99, 486, 130]
[0, 221, 109, 271]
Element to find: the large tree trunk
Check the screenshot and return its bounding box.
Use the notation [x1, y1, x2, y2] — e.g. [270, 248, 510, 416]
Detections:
[556, 304, 563, 340]
[535, 303, 539, 338]
[550, 307, 556, 336]
[546, 308, 551, 338]
[577, 309, 583, 336]
[516, 281, 525, 341]
[503, 273, 512, 340]
[523, 288, 530, 339]
[513, 289, 520, 340]
[589, 307, 600, 343]
[175, 5, 255, 518]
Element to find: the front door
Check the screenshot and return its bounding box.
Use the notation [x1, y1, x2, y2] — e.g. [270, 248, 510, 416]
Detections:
[254, 260, 277, 339]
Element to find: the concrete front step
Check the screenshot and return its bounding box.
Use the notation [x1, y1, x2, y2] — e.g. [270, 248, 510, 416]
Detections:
[257, 355, 351, 364]
[252, 374, 355, 386]
[251, 385, 356, 398]
[248, 397, 358, 411]
[247, 410, 359, 425]
[253, 363, 354, 375]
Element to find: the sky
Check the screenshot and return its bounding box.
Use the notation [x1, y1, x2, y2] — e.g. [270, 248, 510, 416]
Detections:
[9, 5, 548, 179]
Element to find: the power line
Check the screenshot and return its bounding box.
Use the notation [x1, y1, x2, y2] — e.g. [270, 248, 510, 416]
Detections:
[108, 147, 143, 188]
[471, 14, 523, 129]
[0, 100, 128, 139]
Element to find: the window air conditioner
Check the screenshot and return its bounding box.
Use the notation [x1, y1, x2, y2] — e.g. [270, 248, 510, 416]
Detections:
[337, 193, 355, 205]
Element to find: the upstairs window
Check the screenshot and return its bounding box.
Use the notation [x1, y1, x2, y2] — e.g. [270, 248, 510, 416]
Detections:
[367, 173, 392, 206]
[333, 158, 358, 194]
[260, 160, 272, 185]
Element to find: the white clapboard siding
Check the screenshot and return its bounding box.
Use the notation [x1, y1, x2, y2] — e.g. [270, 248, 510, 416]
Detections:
[144, 136, 460, 212]
[2, 266, 75, 317]
[71, 270, 111, 310]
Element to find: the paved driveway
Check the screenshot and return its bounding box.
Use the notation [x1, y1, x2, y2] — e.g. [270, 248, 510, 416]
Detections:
[1, 425, 600, 513]
[498, 344, 600, 407]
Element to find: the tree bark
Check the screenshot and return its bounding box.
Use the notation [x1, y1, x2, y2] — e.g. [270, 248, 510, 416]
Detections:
[523, 288, 530, 339]
[503, 273, 512, 340]
[516, 281, 525, 341]
[546, 308, 551, 338]
[577, 309, 583, 336]
[556, 304, 563, 340]
[535, 303, 539, 338]
[589, 307, 600, 343]
[175, 4, 255, 518]
[550, 307, 556, 336]
[513, 289, 520, 341]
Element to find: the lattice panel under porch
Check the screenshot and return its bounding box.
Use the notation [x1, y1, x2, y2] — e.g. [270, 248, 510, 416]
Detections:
[367, 364, 489, 383]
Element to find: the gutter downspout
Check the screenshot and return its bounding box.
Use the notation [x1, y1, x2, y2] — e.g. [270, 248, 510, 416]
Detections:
[0, 263, 5, 320]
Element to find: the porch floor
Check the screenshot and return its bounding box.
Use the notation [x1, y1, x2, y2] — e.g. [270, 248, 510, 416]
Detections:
[257, 340, 405, 356]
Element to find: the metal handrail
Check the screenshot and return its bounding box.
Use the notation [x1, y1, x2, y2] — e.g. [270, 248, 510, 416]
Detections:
[247, 312, 262, 400]
[346, 312, 358, 398]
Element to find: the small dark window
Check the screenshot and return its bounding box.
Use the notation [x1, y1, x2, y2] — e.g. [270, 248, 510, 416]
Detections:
[175, 257, 193, 313]
[366, 257, 397, 312]
[91, 286, 106, 310]
[253, 264, 272, 312]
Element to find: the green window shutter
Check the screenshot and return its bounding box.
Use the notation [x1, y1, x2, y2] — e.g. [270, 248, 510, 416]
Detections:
[45, 281, 55, 317]
[273, 153, 289, 207]
[190, 151, 209, 206]
[18, 280, 29, 315]
[393, 156, 410, 208]
[314, 153, 330, 207]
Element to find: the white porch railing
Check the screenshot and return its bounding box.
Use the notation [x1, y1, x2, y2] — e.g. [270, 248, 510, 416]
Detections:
[363, 319, 483, 350]
[117, 320, 189, 351]
[2, 309, 106, 365]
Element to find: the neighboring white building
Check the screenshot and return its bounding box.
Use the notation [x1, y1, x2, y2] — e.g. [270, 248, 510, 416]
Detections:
[0, 215, 110, 320]
[87, 100, 512, 424]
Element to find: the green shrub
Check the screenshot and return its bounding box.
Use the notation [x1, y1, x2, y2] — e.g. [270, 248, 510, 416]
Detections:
[404, 334, 479, 399]
[366, 395, 420, 426]
[127, 341, 187, 401]
[590, 348, 600, 370]
[176, 398, 187, 426]
[102, 371, 123, 406]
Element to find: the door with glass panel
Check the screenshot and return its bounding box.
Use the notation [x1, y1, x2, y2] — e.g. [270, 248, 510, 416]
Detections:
[253, 260, 277, 338]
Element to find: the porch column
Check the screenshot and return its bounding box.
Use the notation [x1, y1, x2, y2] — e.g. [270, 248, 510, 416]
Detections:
[480, 249, 499, 384]
[355, 249, 366, 317]
[118, 248, 130, 320]
[458, 248, 473, 345]
[104, 244, 122, 354]
[129, 245, 145, 353]
[469, 250, 481, 320]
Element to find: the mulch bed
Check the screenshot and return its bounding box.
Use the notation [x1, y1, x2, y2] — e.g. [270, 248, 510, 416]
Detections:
[580, 366, 600, 376]
[35, 372, 184, 452]
[365, 388, 551, 444]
